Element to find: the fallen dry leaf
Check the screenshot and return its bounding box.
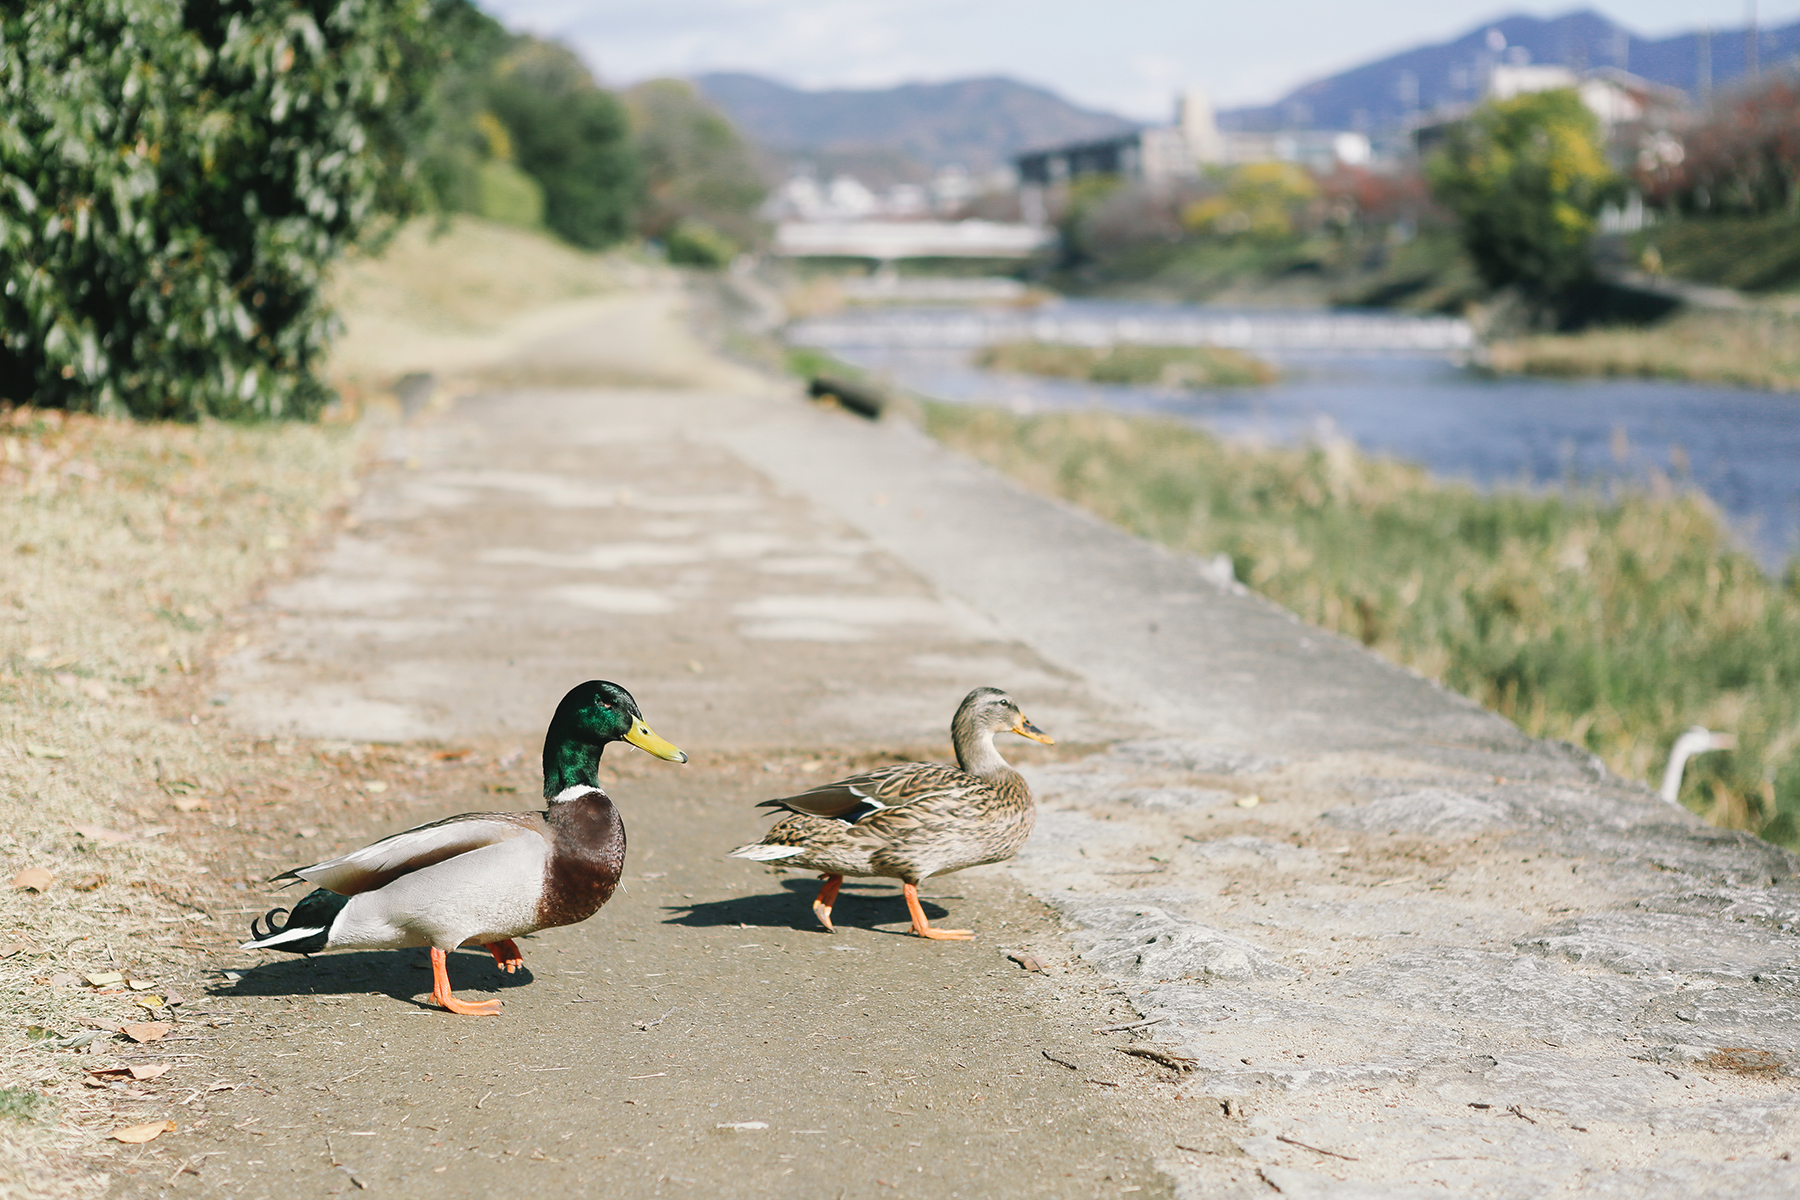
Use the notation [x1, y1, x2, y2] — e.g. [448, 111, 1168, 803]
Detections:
[127, 979, 158, 991]
[73, 825, 132, 843]
[110, 1120, 175, 1144]
[88, 1063, 171, 1081]
[24, 742, 67, 759]
[0, 941, 30, 959]
[170, 796, 209, 813]
[85, 972, 125, 987]
[11, 868, 53, 892]
[132, 995, 164, 1010]
[71, 873, 105, 891]
[120, 1022, 171, 1043]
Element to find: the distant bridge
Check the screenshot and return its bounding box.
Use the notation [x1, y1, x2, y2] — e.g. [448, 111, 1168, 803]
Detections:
[773, 220, 1056, 261]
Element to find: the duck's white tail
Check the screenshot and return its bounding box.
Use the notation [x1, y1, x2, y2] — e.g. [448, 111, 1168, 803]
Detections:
[240, 889, 346, 954]
[728, 842, 806, 861]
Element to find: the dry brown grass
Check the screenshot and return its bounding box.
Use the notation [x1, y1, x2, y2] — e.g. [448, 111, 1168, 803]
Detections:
[976, 340, 1278, 388]
[1486, 308, 1800, 392]
[0, 407, 361, 1195]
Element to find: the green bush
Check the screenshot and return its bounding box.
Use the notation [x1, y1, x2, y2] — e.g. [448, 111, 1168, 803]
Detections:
[664, 219, 737, 268]
[1428, 90, 1615, 311]
[487, 41, 637, 250]
[475, 159, 545, 229]
[0, 0, 442, 419]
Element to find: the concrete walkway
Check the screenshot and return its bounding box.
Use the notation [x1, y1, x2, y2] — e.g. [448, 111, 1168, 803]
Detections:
[166, 282, 1800, 1198]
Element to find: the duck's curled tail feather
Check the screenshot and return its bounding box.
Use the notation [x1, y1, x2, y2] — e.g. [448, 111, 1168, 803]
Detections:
[240, 888, 348, 954]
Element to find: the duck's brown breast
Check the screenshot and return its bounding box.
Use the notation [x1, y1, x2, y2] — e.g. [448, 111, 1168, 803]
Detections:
[536, 791, 626, 929]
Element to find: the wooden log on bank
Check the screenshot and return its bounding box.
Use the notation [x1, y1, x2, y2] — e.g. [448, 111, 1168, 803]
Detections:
[807, 374, 885, 420]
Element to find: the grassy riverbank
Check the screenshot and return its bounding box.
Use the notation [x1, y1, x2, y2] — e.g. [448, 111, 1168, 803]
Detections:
[975, 341, 1277, 388]
[1486, 307, 1800, 393]
[924, 403, 1800, 841]
[0, 414, 361, 1192]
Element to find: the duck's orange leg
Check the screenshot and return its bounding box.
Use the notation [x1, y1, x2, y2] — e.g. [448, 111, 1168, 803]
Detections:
[904, 882, 972, 940]
[812, 874, 844, 933]
[429, 947, 502, 1015]
[485, 939, 525, 973]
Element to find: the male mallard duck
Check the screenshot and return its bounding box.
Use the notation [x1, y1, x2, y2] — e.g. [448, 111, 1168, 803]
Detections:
[729, 687, 1052, 939]
[241, 681, 686, 1015]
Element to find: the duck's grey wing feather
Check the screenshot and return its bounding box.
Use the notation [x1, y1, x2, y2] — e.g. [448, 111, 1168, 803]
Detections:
[757, 763, 972, 822]
[274, 811, 545, 895]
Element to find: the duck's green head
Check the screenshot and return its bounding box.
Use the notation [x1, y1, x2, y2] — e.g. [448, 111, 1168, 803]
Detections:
[543, 680, 687, 799]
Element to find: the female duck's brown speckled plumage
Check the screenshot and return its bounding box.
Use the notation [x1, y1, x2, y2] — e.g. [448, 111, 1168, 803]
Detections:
[729, 687, 1053, 939]
[240, 681, 685, 1015]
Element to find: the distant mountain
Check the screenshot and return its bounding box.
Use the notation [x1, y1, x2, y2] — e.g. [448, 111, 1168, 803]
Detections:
[1222, 9, 1800, 137]
[692, 73, 1137, 175]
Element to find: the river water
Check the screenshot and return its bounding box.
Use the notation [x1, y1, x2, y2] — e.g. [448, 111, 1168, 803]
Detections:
[789, 300, 1800, 573]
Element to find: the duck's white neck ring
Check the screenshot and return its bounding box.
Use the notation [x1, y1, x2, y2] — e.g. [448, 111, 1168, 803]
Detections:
[552, 784, 603, 803]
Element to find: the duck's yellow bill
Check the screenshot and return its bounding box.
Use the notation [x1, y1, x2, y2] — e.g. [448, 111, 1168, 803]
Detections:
[625, 720, 688, 763]
[1013, 719, 1055, 745]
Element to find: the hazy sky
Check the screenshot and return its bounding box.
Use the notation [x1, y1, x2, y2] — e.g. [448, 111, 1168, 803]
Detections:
[480, 1, 1797, 118]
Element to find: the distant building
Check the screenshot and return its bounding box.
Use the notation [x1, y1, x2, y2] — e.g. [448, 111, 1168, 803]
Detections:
[1016, 88, 1373, 190]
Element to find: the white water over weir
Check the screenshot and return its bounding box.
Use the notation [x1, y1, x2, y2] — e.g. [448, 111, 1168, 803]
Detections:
[789, 307, 1476, 355]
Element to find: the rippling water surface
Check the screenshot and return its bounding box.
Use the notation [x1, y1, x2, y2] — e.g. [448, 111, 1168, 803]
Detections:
[793, 301, 1800, 572]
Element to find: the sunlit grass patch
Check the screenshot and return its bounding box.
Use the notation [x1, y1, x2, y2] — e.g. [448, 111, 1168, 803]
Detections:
[1487, 308, 1800, 392]
[924, 402, 1800, 843]
[975, 340, 1277, 388]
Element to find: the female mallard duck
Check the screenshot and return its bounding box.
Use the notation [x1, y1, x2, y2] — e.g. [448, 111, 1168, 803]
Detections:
[730, 687, 1052, 939]
[241, 681, 686, 1015]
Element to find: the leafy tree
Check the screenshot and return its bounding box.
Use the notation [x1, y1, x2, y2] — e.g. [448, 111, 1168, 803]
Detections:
[487, 41, 637, 250]
[0, 0, 441, 418]
[1183, 163, 1319, 241]
[1427, 89, 1615, 307]
[624, 78, 766, 259]
[412, 0, 514, 218]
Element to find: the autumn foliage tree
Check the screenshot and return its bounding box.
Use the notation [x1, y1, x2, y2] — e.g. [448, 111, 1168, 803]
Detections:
[1640, 72, 1800, 217]
[1427, 89, 1615, 309]
[624, 79, 766, 267]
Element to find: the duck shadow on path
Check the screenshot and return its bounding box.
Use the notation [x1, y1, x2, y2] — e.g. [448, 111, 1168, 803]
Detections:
[661, 878, 957, 935]
[210, 946, 535, 1009]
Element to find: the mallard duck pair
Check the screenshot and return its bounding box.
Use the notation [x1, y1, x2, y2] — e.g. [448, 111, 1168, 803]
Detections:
[243, 683, 1049, 1014]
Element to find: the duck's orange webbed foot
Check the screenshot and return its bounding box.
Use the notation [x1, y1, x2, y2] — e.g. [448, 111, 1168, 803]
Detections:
[486, 939, 525, 973]
[430, 947, 502, 1016]
[904, 882, 973, 940]
[812, 874, 843, 934]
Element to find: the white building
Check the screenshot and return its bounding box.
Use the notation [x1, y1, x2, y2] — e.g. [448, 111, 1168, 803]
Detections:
[1018, 88, 1373, 190]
